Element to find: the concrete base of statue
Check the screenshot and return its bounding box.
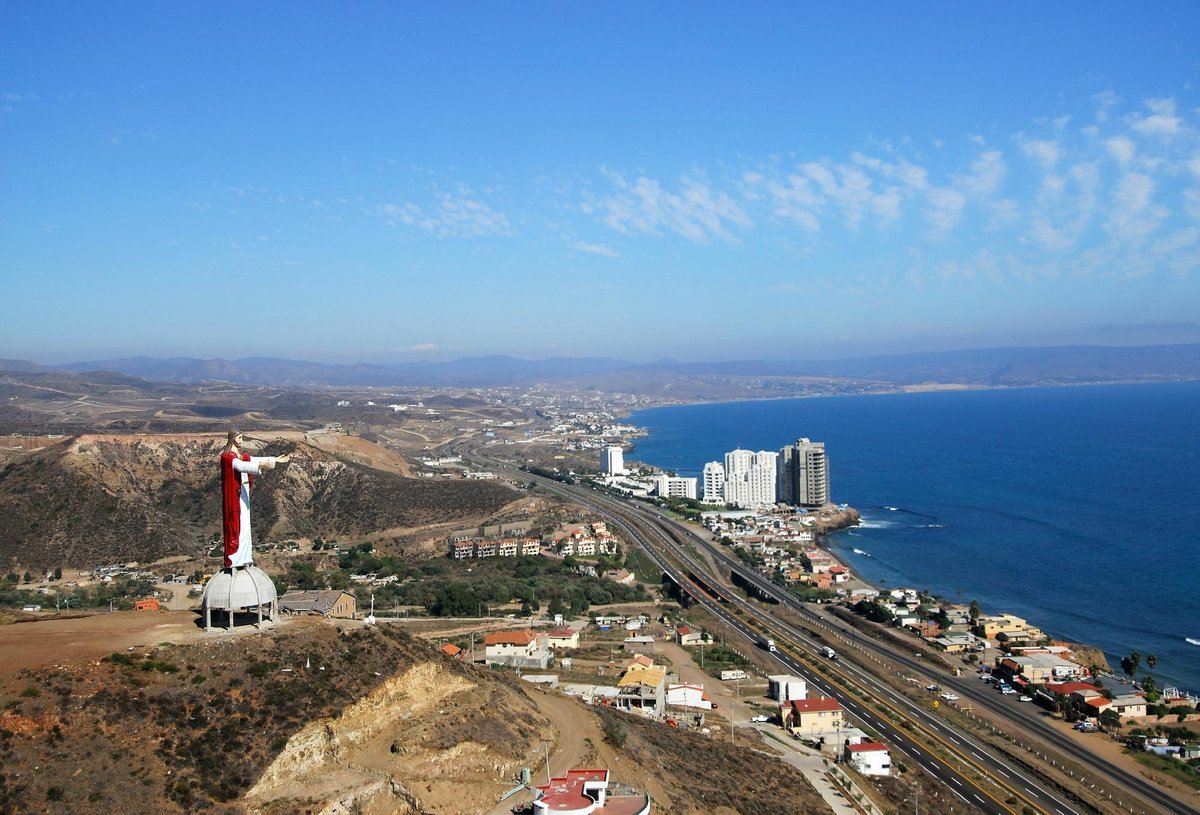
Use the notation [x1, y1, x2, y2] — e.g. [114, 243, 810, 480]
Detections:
[201, 564, 278, 630]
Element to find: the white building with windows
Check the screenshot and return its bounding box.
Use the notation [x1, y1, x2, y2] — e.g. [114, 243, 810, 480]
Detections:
[651, 474, 698, 500]
[702, 461, 725, 503]
[723, 449, 777, 508]
[600, 445, 625, 476]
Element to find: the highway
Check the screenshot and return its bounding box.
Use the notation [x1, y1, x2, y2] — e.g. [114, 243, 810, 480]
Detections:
[469, 453, 1192, 815]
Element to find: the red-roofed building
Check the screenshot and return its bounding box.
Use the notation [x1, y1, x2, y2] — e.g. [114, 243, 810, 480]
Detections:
[547, 628, 580, 649]
[531, 768, 650, 815]
[440, 643, 463, 660]
[845, 741, 892, 776]
[782, 697, 844, 737]
[483, 629, 550, 669]
[1046, 681, 1102, 697]
[675, 626, 709, 647]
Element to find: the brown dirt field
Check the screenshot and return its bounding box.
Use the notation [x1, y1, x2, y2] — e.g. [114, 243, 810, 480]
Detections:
[0, 609, 252, 675]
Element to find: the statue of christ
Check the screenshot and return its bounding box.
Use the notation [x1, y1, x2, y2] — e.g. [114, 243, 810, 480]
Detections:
[220, 431, 290, 569]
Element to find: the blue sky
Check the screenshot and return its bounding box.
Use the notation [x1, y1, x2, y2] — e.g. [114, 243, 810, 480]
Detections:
[4, 3, 1200, 364]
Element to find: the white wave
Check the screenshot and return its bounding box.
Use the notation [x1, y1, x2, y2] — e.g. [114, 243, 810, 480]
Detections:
[856, 520, 895, 529]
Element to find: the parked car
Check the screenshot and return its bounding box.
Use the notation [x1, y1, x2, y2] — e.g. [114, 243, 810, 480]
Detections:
[750, 714, 771, 723]
[1018, 695, 1032, 702]
[939, 693, 959, 701]
[1001, 687, 1017, 695]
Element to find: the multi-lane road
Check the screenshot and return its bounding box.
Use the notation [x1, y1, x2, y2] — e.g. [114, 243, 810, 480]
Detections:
[471, 453, 1192, 815]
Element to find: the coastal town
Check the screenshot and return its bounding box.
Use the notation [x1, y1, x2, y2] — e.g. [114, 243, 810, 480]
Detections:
[1, 376, 1198, 815]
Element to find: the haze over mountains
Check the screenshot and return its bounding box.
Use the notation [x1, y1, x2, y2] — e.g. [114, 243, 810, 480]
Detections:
[3, 343, 1199, 389]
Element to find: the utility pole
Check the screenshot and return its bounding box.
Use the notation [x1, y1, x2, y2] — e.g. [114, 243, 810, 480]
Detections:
[540, 738, 552, 784]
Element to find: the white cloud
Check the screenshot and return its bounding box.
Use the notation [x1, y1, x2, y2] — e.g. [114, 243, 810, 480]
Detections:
[594, 173, 750, 242]
[377, 193, 511, 238]
[925, 187, 966, 235]
[574, 241, 618, 257]
[958, 150, 1005, 195]
[762, 173, 822, 232]
[1022, 138, 1061, 166]
[1129, 97, 1182, 138]
[1105, 136, 1136, 164]
[1105, 171, 1167, 243]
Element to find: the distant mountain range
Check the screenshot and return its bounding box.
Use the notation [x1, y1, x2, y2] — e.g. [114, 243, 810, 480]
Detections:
[3, 344, 1199, 389]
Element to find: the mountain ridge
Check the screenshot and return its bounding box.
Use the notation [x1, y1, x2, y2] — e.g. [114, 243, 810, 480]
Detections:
[3, 343, 1198, 389]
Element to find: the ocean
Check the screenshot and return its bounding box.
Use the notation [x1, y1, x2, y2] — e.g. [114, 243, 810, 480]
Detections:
[627, 381, 1200, 693]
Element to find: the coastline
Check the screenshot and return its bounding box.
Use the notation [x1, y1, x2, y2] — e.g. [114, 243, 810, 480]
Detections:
[618, 384, 1200, 694]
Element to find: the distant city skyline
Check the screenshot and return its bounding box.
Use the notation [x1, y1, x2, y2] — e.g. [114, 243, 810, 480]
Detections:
[4, 3, 1200, 364]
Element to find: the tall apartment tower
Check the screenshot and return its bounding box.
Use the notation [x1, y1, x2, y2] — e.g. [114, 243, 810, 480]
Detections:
[778, 438, 828, 507]
[600, 445, 625, 476]
[702, 461, 725, 503]
[723, 449, 778, 508]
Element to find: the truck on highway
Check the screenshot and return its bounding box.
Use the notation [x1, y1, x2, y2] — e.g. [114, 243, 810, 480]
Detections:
[822, 646, 838, 660]
[758, 635, 777, 653]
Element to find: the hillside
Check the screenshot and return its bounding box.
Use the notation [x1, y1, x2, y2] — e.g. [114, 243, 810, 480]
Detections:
[0, 433, 518, 570]
[0, 618, 551, 814]
[0, 612, 842, 815]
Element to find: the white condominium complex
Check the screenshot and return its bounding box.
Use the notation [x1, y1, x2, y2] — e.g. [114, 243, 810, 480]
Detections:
[722, 448, 778, 508]
[652, 474, 698, 500]
[702, 461, 726, 503]
[600, 445, 625, 476]
[778, 437, 829, 507]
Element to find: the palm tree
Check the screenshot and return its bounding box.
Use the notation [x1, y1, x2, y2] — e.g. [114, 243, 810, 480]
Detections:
[1146, 653, 1157, 673]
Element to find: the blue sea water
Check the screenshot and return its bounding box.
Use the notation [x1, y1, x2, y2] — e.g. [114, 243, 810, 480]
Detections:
[628, 382, 1200, 693]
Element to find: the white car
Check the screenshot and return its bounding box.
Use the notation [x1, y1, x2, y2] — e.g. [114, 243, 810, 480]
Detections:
[750, 714, 771, 723]
[939, 693, 959, 702]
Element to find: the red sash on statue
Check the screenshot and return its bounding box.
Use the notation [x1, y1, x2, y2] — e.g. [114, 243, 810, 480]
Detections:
[220, 450, 253, 568]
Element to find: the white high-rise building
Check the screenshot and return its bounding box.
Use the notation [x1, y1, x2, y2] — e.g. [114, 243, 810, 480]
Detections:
[702, 461, 725, 503]
[600, 445, 625, 476]
[722, 449, 778, 508]
[778, 438, 828, 507]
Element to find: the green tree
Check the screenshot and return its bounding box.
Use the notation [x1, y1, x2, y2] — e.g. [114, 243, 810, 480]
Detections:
[53, 567, 62, 580]
[1098, 709, 1122, 731]
[1120, 651, 1142, 679]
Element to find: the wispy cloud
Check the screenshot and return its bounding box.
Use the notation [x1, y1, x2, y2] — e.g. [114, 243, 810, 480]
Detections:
[1129, 97, 1182, 138]
[574, 241, 618, 257]
[589, 172, 750, 242]
[377, 192, 511, 238]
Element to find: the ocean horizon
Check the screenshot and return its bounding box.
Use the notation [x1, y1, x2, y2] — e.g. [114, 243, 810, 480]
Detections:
[628, 381, 1200, 694]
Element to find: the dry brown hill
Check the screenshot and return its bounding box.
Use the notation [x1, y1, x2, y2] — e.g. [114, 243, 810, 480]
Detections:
[0, 433, 518, 570]
[0, 613, 838, 815]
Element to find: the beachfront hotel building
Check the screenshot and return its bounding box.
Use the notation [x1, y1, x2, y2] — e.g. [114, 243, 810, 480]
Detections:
[600, 445, 625, 476]
[702, 461, 725, 503]
[723, 448, 778, 508]
[778, 437, 829, 507]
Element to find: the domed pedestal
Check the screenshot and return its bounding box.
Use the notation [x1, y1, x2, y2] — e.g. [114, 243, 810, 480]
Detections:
[201, 565, 278, 630]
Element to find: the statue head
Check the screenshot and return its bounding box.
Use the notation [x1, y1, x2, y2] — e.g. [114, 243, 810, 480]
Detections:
[225, 430, 243, 451]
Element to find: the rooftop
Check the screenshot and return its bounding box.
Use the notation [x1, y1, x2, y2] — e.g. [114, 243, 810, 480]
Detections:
[484, 629, 538, 647]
